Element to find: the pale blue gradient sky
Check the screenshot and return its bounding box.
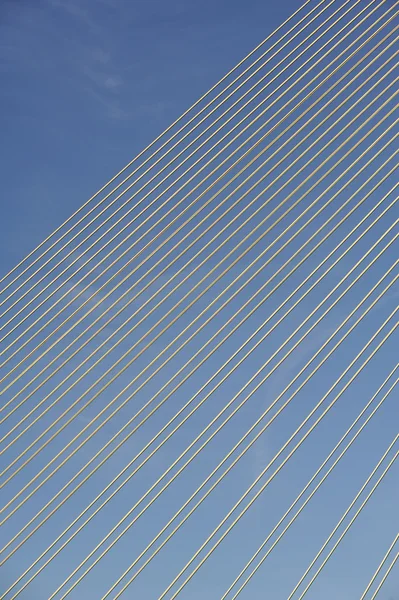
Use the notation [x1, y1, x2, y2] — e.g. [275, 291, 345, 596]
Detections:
[0, 1, 398, 599]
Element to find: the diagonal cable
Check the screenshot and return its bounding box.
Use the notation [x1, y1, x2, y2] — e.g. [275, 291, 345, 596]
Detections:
[3, 166, 397, 575]
[0, 0, 388, 349]
[0, 0, 319, 292]
[2, 107, 396, 495]
[39, 244, 398, 598]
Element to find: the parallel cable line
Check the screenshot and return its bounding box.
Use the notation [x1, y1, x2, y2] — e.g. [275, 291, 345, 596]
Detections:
[0, 0, 353, 318]
[16, 368, 399, 600]
[4, 51, 396, 441]
[2, 50, 395, 440]
[107, 298, 399, 600]
[2, 169, 397, 576]
[83, 304, 399, 599]
[2, 108, 396, 493]
[0, 0, 318, 292]
[4, 14, 396, 382]
[5, 58, 396, 426]
[221, 370, 399, 599]
[30, 237, 398, 596]
[3, 30, 396, 400]
[4, 169, 396, 572]
[2, 148, 396, 536]
[0, 0, 387, 352]
[359, 533, 399, 600]
[57, 324, 399, 600]
[11, 229, 398, 600]
[153, 314, 398, 600]
[2, 148, 394, 552]
[287, 441, 399, 600]
[1, 4, 397, 596]
[369, 548, 399, 600]
[2, 8, 379, 373]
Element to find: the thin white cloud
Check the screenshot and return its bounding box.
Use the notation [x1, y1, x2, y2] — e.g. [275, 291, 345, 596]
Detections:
[46, 0, 98, 31]
[42, 0, 127, 117]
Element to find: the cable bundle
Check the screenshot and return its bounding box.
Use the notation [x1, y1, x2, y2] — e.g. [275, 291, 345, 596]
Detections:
[1, 1, 398, 598]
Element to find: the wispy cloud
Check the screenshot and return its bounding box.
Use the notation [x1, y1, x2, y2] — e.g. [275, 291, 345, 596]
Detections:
[46, 0, 99, 32]
[0, 0, 129, 120]
[45, 0, 128, 118]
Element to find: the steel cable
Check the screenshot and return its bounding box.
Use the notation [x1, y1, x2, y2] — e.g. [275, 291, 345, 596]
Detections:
[221, 369, 399, 599]
[2, 57, 396, 432]
[30, 244, 398, 597]
[369, 548, 399, 600]
[97, 278, 399, 600]
[288, 441, 399, 600]
[3, 22, 396, 390]
[2, 108, 396, 494]
[0, 0, 386, 350]
[0, 0, 318, 292]
[0, 0, 341, 314]
[4, 55, 396, 455]
[1, 3, 396, 597]
[2, 47, 396, 443]
[3, 168, 397, 574]
[155, 315, 398, 600]
[2, 166, 396, 582]
[11, 234, 398, 600]
[359, 533, 399, 600]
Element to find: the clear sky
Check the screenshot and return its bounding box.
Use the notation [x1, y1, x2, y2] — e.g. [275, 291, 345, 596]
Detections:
[0, 0, 300, 269]
[0, 1, 398, 599]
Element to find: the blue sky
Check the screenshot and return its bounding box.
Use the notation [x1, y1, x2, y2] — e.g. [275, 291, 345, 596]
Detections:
[0, 1, 398, 599]
[0, 0, 297, 269]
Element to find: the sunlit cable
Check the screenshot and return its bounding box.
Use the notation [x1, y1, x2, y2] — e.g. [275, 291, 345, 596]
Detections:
[223, 369, 399, 599]
[3, 107, 396, 497]
[4, 170, 396, 579]
[0, 0, 341, 314]
[359, 533, 399, 600]
[3, 52, 396, 449]
[39, 249, 398, 597]
[289, 441, 399, 600]
[155, 315, 398, 600]
[0, 0, 319, 292]
[369, 547, 399, 600]
[0, 0, 386, 348]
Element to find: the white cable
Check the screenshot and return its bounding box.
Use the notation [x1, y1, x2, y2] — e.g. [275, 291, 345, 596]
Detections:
[68, 359, 399, 600]
[4, 40, 395, 431]
[223, 369, 399, 599]
[2, 143, 396, 532]
[3, 26, 396, 389]
[92, 377, 399, 600]
[3, 49, 395, 444]
[360, 533, 399, 600]
[7, 239, 398, 596]
[289, 442, 399, 600]
[369, 548, 399, 600]
[1, 3, 396, 593]
[4, 171, 396, 578]
[0, 0, 319, 292]
[1, 0, 385, 347]
[3, 108, 396, 494]
[0, 0, 343, 315]
[57, 370, 399, 600]
[39, 248, 399, 598]
[2, 73, 396, 438]
[3, 168, 397, 587]
[155, 315, 398, 600]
